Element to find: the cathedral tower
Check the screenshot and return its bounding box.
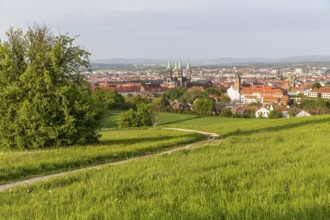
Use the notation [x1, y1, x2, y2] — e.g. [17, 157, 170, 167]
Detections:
[233, 73, 241, 92]
[185, 59, 192, 81]
[166, 58, 172, 83]
[177, 59, 183, 87]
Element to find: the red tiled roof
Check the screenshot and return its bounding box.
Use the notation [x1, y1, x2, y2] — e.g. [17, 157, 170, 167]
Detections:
[291, 87, 303, 92]
[263, 96, 279, 102]
[241, 86, 284, 96]
[115, 86, 141, 93]
[310, 87, 330, 93]
[280, 95, 289, 102]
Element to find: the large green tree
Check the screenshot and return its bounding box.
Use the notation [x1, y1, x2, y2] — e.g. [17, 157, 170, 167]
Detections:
[0, 25, 103, 149]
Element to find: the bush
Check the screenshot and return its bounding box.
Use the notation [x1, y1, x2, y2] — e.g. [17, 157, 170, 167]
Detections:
[220, 108, 233, 117]
[268, 110, 283, 119]
[118, 104, 155, 128]
[0, 25, 103, 149]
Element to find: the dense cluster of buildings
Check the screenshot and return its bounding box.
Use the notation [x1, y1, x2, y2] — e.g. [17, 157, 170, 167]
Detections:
[87, 62, 330, 117]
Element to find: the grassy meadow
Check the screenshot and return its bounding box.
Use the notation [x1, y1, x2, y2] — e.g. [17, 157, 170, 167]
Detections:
[1, 113, 330, 219]
[0, 129, 205, 184]
[101, 109, 125, 128]
[101, 110, 201, 128]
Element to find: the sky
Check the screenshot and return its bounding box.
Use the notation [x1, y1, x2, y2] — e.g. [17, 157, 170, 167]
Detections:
[1, 0, 330, 60]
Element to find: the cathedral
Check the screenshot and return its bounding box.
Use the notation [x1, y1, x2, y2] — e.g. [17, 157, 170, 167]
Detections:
[161, 58, 192, 89]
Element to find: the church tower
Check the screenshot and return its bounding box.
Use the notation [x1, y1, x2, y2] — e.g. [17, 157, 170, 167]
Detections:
[185, 59, 192, 81]
[166, 58, 172, 83]
[161, 57, 190, 89]
[177, 59, 183, 87]
[233, 73, 241, 92]
[287, 71, 295, 89]
[173, 60, 178, 78]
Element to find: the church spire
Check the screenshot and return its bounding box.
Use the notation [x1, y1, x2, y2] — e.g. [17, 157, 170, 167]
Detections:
[186, 58, 190, 70]
[166, 57, 172, 70]
[174, 60, 177, 70]
[178, 58, 182, 70]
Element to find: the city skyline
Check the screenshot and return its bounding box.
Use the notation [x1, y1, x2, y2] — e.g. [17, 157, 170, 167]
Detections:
[1, 0, 330, 60]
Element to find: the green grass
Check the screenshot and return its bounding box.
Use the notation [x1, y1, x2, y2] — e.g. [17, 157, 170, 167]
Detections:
[101, 109, 125, 128]
[101, 110, 202, 128]
[161, 114, 330, 137]
[1, 115, 330, 219]
[155, 112, 202, 126]
[0, 129, 205, 184]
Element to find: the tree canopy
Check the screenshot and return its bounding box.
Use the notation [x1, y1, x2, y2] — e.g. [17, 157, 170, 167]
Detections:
[0, 25, 103, 149]
[311, 82, 321, 89]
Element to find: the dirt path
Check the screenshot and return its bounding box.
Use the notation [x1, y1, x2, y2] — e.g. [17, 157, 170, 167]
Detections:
[0, 128, 219, 191]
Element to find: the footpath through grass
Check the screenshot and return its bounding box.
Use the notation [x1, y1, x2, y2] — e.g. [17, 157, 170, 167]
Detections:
[161, 113, 330, 137]
[1, 114, 330, 219]
[0, 129, 205, 185]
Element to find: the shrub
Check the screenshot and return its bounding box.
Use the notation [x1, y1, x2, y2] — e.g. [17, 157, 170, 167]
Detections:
[268, 110, 283, 119]
[220, 108, 233, 117]
[118, 104, 155, 128]
[0, 25, 103, 149]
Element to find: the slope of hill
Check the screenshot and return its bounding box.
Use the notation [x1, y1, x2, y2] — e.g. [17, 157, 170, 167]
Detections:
[1, 115, 329, 219]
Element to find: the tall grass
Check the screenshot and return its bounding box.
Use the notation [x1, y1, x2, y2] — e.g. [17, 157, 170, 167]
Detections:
[1, 115, 329, 219]
[0, 129, 204, 184]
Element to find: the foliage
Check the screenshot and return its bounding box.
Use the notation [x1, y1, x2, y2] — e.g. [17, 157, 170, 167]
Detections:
[118, 104, 155, 128]
[242, 109, 256, 118]
[194, 98, 215, 115]
[299, 98, 330, 115]
[91, 89, 125, 109]
[311, 82, 321, 89]
[184, 86, 204, 103]
[268, 109, 283, 119]
[125, 95, 150, 109]
[219, 108, 233, 117]
[0, 25, 102, 149]
[220, 93, 231, 103]
[152, 95, 169, 112]
[203, 86, 221, 96]
[288, 111, 296, 118]
[165, 87, 186, 101]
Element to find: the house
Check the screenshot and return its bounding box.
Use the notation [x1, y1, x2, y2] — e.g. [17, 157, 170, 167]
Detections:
[279, 95, 289, 105]
[296, 110, 311, 117]
[308, 87, 330, 99]
[240, 85, 286, 104]
[255, 107, 270, 118]
[241, 95, 259, 104]
[262, 96, 279, 104]
[169, 100, 191, 111]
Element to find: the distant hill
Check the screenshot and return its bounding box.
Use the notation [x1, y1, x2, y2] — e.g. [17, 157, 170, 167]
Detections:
[92, 55, 330, 65]
[92, 58, 166, 65]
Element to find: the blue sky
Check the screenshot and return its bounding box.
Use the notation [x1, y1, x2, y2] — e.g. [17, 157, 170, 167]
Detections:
[1, 0, 330, 60]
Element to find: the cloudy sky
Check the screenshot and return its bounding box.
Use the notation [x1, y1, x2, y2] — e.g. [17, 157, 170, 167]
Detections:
[1, 0, 330, 60]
